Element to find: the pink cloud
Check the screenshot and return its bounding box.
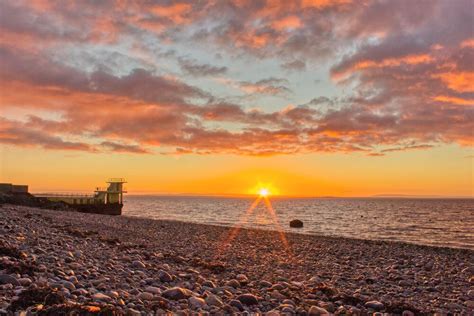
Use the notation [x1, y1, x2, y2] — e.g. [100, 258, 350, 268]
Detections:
[0, 0, 472, 156]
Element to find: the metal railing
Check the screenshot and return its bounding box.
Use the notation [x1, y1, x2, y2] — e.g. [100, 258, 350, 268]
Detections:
[108, 178, 127, 183]
[95, 187, 127, 192]
[34, 193, 95, 198]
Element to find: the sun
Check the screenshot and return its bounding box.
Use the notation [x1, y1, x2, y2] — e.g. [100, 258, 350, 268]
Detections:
[259, 188, 269, 197]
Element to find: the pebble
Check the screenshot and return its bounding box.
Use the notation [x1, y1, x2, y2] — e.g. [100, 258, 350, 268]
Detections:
[225, 279, 240, 288]
[202, 280, 216, 288]
[162, 287, 193, 300]
[132, 260, 146, 269]
[18, 277, 32, 286]
[236, 293, 259, 305]
[138, 292, 154, 301]
[126, 308, 141, 316]
[365, 300, 385, 311]
[236, 274, 249, 284]
[145, 286, 161, 294]
[0, 205, 471, 315]
[92, 292, 112, 301]
[271, 290, 286, 299]
[62, 280, 76, 291]
[308, 306, 329, 315]
[259, 280, 272, 288]
[188, 296, 206, 308]
[468, 289, 474, 298]
[158, 269, 173, 282]
[205, 294, 224, 307]
[229, 299, 244, 311]
[0, 274, 19, 286]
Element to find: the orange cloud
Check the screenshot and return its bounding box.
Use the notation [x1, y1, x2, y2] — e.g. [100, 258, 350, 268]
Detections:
[433, 96, 474, 106]
[301, 0, 353, 8]
[434, 72, 474, 93]
[151, 3, 192, 24]
[272, 15, 302, 30]
[0, 0, 473, 157]
[460, 38, 474, 48]
[333, 54, 434, 79]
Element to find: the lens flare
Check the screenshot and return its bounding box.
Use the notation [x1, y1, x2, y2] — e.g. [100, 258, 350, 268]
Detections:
[215, 185, 291, 259]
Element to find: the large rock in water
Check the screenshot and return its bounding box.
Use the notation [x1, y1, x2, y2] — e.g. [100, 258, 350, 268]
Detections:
[290, 219, 303, 228]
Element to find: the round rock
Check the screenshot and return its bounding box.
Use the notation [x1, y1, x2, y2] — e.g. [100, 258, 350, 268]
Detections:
[158, 269, 173, 283]
[162, 287, 192, 300]
[289, 219, 303, 228]
[188, 296, 206, 309]
[0, 274, 19, 286]
[236, 293, 259, 305]
[92, 293, 112, 301]
[138, 292, 154, 301]
[205, 294, 224, 307]
[308, 306, 329, 315]
[365, 301, 384, 311]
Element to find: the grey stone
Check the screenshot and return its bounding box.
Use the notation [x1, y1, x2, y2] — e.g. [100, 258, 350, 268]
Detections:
[62, 281, 76, 291]
[205, 294, 223, 307]
[365, 300, 384, 311]
[18, 277, 32, 286]
[132, 260, 146, 269]
[236, 293, 259, 305]
[259, 280, 272, 288]
[308, 306, 329, 315]
[0, 274, 19, 286]
[225, 279, 240, 288]
[126, 308, 141, 316]
[138, 292, 154, 301]
[188, 296, 206, 309]
[229, 299, 244, 311]
[202, 280, 216, 288]
[145, 286, 161, 295]
[92, 292, 112, 301]
[162, 287, 192, 300]
[158, 269, 173, 283]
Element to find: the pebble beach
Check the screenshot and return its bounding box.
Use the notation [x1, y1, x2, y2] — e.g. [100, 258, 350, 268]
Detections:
[1, 204, 473, 315]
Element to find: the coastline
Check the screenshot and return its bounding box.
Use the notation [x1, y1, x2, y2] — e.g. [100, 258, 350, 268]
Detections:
[1, 204, 473, 314]
[123, 213, 473, 252]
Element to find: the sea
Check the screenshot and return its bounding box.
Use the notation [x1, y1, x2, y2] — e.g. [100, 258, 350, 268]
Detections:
[123, 196, 474, 250]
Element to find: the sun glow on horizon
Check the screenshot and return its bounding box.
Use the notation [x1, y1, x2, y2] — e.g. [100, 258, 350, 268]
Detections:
[259, 188, 269, 197]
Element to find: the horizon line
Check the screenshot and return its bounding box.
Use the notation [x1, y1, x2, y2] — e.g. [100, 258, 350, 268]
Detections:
[29, 190, 474, 199]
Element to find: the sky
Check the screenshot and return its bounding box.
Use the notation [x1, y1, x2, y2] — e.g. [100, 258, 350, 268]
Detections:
[0, 0, 473, 197]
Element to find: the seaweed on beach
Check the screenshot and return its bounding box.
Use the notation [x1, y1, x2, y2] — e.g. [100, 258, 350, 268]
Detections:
[190, 258, 226, 273]
[38, 304, 123, 316]
[65, 228, 99, 238]
[0, 240, 23, 258]
[314, 282, 339, 297]
[384, 300, 425, 315]
[332, 293, 364, 306]
[100, 236, 121, 245]
[1, 259, 36, 276]
[8, 286, 65, 311]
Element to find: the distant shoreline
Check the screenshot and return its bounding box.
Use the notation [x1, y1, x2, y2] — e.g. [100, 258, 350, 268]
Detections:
[116, 193, 474, 199]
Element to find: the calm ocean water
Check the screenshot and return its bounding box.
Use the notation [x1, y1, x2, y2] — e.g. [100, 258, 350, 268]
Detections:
[123, 196, 474, 250]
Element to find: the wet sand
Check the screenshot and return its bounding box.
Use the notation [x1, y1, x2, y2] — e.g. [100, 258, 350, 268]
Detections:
[1, 204, 473, 314]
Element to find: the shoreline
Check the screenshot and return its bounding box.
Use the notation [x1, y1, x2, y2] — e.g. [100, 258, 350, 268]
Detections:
[123, 213, 474, 252]
[1, 204, 473, 314]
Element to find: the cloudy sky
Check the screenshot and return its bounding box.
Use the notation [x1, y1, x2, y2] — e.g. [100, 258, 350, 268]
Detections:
[0, 0, 473, 196]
